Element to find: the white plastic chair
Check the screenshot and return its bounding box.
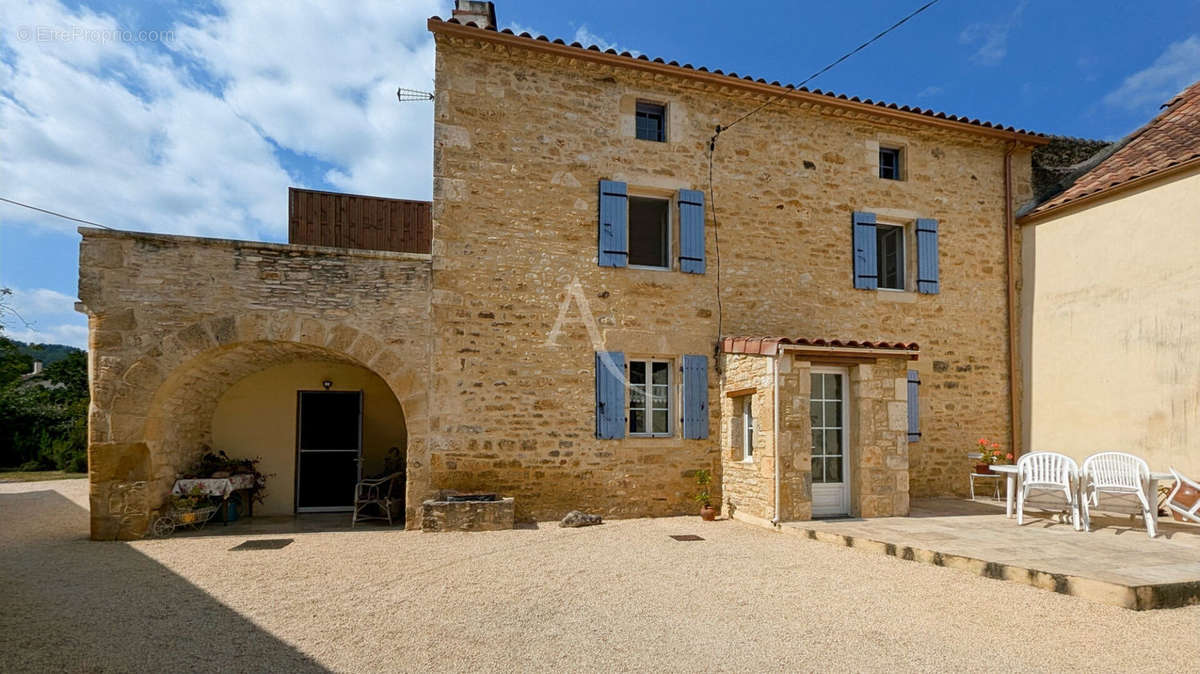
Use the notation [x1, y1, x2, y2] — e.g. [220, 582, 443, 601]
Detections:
[1017, 452, 1080, 530]
[1080, 452, 1156, 538]
[1165, 467, 1200, 525]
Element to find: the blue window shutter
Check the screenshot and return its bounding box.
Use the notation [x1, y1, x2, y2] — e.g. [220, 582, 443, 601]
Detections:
[677, 189, 706, 274]
[916, 218, 940, 294]
[682, 354, 709, 439]
[852, 211, 878, 289]
[598, 180, 628, 267]
[595, 351, 625, 439]
[907, 369, 921, 442]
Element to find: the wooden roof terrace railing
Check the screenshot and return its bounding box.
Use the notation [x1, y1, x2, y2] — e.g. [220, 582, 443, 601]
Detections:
[288, 187, 432, 254]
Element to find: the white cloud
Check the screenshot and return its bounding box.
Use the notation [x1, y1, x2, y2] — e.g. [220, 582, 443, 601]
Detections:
[959, 1, 1026, 67]
[1103, 35, 1200, 112]
[573, 25, 638, 56]
[0, 0, 441, 241]
[2, 286, 86, 348]
[916, 85, 943, 99]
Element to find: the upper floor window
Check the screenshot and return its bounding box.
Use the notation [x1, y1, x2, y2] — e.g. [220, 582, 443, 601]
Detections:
[628, 196, 670, 268]
[876, 224, 905, 290]
[879, 147, 902, 180]
[629, 359, 672, 436]
[635, 101, 666, 142]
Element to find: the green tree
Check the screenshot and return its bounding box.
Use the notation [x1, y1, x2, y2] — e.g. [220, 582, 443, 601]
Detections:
[0, 289, 89, 472]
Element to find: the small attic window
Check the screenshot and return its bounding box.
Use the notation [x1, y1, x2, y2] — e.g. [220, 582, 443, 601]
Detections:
[635, 101, 666, 142]
[879, 147, 902, 180]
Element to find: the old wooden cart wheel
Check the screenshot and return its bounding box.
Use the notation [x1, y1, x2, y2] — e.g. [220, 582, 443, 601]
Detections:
[152, 516, 176, 537]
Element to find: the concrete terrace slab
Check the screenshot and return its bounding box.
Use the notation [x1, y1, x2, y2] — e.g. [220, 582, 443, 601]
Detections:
[780, 498, 1200, 610]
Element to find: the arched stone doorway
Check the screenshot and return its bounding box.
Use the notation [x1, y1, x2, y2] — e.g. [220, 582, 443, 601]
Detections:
[88, 314, 429, 540]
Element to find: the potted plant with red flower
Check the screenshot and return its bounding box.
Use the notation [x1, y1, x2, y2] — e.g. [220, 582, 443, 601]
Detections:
[974, 438, 1014, 474]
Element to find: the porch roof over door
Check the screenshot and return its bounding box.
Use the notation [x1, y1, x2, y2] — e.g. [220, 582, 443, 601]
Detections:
[720, 336, 919, 360]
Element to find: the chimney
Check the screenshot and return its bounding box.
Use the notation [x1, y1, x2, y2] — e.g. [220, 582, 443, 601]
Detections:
[452, 0, 496, 29]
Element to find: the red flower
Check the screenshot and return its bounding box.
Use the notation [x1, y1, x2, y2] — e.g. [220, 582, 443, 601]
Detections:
[1006, 453, 1014, 461]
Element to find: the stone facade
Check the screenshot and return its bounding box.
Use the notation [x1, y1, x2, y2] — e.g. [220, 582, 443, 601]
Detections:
[720, 351, 910, 523]
[430, 24, 1035, 511]
[719, 354, 774, 523]
[80, 20, 1041, 537]
[78, 230, 433, 539]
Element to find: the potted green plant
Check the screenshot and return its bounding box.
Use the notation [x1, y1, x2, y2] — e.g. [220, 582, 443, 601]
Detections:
[694, 469, 717, 521]
[974, 438, 1014, 474]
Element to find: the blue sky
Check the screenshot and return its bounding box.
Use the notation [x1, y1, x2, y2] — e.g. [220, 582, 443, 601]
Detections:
[2, 0, 1199, 348]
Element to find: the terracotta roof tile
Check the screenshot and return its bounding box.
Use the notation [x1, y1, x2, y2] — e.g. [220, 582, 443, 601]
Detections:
[429, 16, 1046, 141]
[1029, 80, 1200, 215]
[721, 336, 919, 357]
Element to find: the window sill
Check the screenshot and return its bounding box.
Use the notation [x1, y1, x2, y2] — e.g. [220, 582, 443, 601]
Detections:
[626, 264, 673, 273]
[876, 289, 916, 304]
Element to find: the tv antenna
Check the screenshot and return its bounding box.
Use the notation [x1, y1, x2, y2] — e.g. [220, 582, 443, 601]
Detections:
[397, 87, 434, 102]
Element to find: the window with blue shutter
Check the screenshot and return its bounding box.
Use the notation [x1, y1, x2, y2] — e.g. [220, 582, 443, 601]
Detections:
[595, 351, 625, 439]
[907, 369, 921, 442]
[852, 211, 878, 289]
[916, 218, 940, 294]
[677, 189, 705, 274]
[598, 180, 628, 267]
[682, 354, 709, 439]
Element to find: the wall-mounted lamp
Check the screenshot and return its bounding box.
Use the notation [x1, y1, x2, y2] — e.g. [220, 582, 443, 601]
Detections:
[322, 380, 333, 390]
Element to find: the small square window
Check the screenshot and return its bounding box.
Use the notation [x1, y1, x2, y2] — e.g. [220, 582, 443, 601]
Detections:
[635, 101, 666, 142]
[628, 196, 670, 268]
[879, 147, 901, 180]
[876, 224, 905, 290]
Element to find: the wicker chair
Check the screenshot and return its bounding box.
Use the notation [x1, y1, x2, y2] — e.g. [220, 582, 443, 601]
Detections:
[352, 471, 403, 526]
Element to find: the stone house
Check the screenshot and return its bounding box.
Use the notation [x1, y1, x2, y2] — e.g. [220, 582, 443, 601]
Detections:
[1020, 79, 1200, 479]
[78, 2, 1046, 539]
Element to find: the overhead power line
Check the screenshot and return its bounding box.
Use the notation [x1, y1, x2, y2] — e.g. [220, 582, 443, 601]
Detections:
[716, 0, 942, 136]
[705, 0, 942, 367]
[0, 196, 114, 230]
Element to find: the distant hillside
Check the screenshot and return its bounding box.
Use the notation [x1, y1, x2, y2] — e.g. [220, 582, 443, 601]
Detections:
[14, 341, 84, 365]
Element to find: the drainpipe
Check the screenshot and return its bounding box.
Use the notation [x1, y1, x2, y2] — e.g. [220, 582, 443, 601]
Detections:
[1004, 143, 1021, 459]
[772, 352, 782, 526]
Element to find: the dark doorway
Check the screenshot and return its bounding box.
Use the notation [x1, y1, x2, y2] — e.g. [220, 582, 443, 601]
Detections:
[295, 390, 362, 512]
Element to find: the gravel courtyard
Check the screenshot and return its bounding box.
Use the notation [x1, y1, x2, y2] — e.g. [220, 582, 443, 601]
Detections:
[4, 479, 1200, 673]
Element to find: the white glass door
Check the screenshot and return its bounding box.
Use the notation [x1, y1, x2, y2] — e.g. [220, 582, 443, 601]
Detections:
[810, 368, 850, 517]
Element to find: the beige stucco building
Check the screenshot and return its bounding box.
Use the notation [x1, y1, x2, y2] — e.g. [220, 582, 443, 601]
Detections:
[1020, 81, 1200, 478]
[78, 4, 1047, 539]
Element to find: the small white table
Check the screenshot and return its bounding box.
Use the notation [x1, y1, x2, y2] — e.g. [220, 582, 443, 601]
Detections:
[993, 463, 1173, 532]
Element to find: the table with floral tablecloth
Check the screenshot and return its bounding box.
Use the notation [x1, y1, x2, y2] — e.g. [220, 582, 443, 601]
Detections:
[171, 474, 257, 517]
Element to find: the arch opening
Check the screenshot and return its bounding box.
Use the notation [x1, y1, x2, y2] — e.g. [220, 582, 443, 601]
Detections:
[94, 338, 419, 538]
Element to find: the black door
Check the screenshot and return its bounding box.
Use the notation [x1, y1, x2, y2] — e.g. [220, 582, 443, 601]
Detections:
[296, 391, 362, 511]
